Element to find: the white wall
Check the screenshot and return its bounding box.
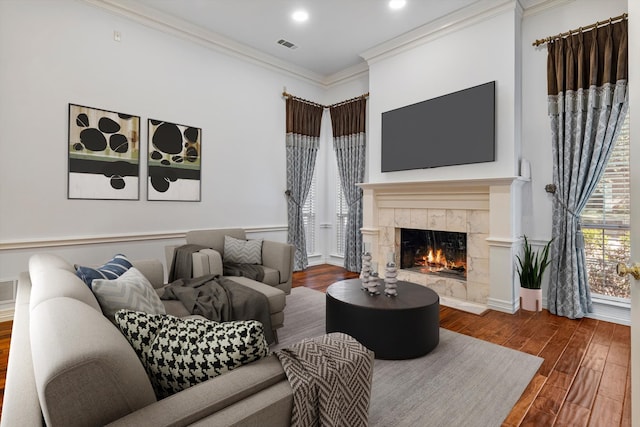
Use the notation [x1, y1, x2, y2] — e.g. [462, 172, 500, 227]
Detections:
[368, 6, 519, 184]
[0, 0, 338, 281]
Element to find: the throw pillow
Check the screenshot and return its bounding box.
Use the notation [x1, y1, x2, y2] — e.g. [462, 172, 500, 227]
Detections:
[76, 254, 132, 289]
[92, 267, 166, 320]
[224, 236, 263, 264]
[114, 310, 269, 398]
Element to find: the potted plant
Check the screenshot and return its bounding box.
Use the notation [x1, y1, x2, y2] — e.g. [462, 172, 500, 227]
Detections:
[516, 235, 552, 312]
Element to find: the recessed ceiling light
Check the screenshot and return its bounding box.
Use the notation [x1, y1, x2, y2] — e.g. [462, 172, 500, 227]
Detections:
[292, 10, 309, 22]
[388, 0, 406, 10]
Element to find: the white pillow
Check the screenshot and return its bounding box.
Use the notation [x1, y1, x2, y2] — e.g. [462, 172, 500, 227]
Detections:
[92, 267, 166, 320]
[224, 235, 263, 264]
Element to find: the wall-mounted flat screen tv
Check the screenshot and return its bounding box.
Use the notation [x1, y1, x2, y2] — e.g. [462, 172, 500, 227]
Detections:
[381, 81, 495, 172]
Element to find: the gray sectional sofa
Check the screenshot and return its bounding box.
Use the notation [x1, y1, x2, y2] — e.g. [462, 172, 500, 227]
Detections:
[2, 229, 374, 426]
[2, 253, 296, 426]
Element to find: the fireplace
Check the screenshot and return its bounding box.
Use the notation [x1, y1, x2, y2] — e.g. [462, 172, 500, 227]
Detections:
[400, 228, 467, 279]
[360, 178, 522, 314]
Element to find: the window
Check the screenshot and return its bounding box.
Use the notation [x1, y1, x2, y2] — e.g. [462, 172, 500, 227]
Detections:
[302, 170, 317, 255]
[336, 172, 348, 255]
[581, 113, 630, 300]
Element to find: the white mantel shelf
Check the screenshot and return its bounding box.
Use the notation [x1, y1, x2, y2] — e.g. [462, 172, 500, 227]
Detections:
[357, 176, 527, 191]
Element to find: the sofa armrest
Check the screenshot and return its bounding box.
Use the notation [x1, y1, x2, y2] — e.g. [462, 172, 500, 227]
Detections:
[106, 355, 289, 427]
[0, 273, 44, 427]
[261, 241, 294, 286]
[192, 249, 223, 277]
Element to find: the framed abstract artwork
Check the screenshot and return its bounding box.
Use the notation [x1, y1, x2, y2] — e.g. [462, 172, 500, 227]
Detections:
[68, 104, 140, 200]
[147, 119, 201, 201]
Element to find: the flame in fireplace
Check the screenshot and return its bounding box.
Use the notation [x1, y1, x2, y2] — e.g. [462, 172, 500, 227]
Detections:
[425, 249, 447, 267]
[401, 228, 467, 278]
[417, 247, 466, 276]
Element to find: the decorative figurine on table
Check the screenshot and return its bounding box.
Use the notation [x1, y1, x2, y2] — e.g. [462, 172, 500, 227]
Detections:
[360, 244, 379, 295]
[384, 252, 398, 297]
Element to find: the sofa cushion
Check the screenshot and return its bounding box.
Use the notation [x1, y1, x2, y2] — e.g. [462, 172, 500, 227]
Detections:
[222, 276, 286, 315]
[92, 267, 166, 321]
[29, 253, 76, 275]
[131, 259, 165, 289]
[224, 236, 263, 264]
[29, 268, 103, 312]
[76, 254, 132, 289]
[31, 298, 157, 427]
[115, 310, 269, 399]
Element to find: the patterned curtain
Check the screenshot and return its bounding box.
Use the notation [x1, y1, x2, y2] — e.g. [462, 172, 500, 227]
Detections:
[330, 98, 367, 272]
[286, 98, 324, 271]
[547, 20, 628, 318]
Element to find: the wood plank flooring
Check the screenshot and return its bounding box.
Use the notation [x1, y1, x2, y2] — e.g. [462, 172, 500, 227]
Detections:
[0, 264, 630, 426]
[0, 321, 11, 420]
[292, 264, 632, 427]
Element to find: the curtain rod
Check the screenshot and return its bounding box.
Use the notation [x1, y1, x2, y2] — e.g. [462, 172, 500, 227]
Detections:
[532, 12, 628, 47]
[282, 91, 369, 109]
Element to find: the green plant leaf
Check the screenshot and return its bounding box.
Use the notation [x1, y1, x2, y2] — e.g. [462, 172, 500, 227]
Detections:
[515, 235, 553, 289]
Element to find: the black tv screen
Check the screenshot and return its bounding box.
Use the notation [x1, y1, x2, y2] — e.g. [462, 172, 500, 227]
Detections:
[381, 81, 495, 172]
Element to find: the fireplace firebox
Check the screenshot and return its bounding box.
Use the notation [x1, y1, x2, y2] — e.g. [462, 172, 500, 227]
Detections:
[400, 228, 467, 279]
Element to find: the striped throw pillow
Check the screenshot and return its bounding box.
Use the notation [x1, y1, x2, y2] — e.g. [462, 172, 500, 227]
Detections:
[76, 254, 132, 289]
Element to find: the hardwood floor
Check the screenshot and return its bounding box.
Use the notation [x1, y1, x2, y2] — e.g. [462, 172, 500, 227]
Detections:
[0, 321, 11, 420]
[0, 265, 630, 425]
[292, 265, 632, 427]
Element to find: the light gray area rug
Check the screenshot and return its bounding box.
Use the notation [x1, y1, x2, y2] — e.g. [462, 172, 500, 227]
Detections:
[271, 286, 543, 427]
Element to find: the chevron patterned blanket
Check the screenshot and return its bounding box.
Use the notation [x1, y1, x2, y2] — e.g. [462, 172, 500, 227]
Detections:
[275, 333, 374, 427]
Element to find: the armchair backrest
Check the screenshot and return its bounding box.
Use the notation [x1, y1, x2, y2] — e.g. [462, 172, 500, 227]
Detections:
[185, 228, 246, 257]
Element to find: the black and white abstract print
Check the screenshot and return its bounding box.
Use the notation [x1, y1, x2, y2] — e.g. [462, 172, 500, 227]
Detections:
[68, 104, 140, 200]
[147, 119, 201, 201]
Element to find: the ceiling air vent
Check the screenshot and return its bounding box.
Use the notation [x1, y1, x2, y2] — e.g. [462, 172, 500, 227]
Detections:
[277, 39, 298, 49]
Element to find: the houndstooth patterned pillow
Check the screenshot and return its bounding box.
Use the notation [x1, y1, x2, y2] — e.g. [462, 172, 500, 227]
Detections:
[114, 310, 269, 398]
[224, 235, 263, 264]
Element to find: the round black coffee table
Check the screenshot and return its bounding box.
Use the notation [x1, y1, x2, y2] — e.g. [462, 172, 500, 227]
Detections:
[326, 279, 439, 360]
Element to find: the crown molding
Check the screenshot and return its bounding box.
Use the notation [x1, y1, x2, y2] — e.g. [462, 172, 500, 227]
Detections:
[323, 62, 369, 88]
[81, 0, 328, 87]
[360, 0, 517, 66]
[520, 0, 575, 18]
[80, 0, 574, 89]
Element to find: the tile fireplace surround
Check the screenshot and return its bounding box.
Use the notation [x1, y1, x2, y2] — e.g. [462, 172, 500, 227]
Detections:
[359, 178, 526, 315]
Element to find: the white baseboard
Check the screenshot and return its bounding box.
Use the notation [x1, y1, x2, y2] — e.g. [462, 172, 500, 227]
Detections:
[486, 297, 518, 314]
[0, 308, 14, 323]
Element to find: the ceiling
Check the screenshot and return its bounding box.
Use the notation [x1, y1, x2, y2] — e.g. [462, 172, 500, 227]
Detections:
[108, 0, 546, 83]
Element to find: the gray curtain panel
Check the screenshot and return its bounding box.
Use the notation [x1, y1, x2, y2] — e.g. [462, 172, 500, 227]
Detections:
[330, 98, 367, 272]
[285, 98, 323, 271]
[546, 20, 628, 319]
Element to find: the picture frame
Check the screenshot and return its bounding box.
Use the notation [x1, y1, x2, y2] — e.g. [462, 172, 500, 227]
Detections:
[68, 104, 140, 200]
[147, 119, 201, 201]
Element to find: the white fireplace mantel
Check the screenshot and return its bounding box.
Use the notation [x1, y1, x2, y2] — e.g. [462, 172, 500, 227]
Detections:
[358, 176, 526, 191]
[358, 177, 528, 314]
